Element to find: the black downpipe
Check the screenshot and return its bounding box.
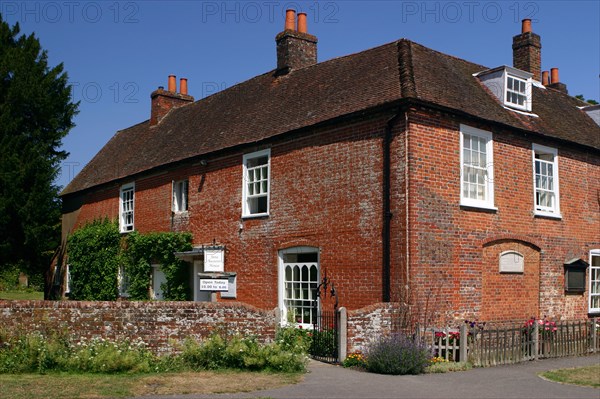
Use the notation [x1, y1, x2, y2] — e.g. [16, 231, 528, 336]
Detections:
[383, 109, 404, 302]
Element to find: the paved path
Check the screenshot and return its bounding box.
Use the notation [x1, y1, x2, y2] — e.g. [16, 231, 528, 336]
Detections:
[139, 354, 600, 399]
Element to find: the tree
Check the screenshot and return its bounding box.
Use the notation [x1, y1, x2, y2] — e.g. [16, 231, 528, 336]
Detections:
[0, 14, 78, 288]
[575, 94, 599, 105]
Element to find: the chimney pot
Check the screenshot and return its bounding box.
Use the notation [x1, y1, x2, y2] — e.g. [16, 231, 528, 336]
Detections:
[550, 68, 559, 84]
[168, 75, 177, 92]
[180, 78, 188, 95]
[521, 19, 532, 33]
[285, 9, 296, 30]
[297, 12, 307, 33]
[542, 71, 549, 86]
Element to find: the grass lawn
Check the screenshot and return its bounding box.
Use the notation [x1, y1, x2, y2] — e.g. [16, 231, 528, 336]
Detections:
[540, 364, 600, 388]
[0, 290, 43, 300]
[0, 371, 303, 399]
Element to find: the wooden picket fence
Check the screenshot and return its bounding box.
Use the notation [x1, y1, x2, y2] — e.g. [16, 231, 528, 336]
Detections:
[424, 318, 599, 367]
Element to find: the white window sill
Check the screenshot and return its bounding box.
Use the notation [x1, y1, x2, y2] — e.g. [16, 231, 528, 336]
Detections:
[173, 210, 189, 216]
[120, 229, 134, 234]
[534, 211, 562, 220]
[242, 212, 269, 220]
[460, 201, 498, 212]
[501, 105, 538, 117]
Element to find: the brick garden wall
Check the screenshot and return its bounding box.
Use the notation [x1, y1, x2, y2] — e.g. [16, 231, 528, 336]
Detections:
[0, 300, 277, 353]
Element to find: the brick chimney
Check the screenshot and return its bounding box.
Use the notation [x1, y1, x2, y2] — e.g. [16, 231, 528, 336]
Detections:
[150, 75, 194, 126]
[275, 10, 317, 75]
[512, 19, 542, 81]
[546, 67, 568, 94]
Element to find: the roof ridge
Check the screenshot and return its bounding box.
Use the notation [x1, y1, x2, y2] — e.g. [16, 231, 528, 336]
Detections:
[398, 39, 417, 98]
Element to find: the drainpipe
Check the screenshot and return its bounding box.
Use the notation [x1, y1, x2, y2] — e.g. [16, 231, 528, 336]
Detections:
[383, 108, 404, 302]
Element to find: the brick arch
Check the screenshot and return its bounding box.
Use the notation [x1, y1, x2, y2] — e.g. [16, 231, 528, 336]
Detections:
[481, 235, 542, 251]
[277, 240, 321, 252]
[481, 239, 541, 322]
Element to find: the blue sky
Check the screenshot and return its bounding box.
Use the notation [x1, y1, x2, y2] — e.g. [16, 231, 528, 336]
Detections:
[2, 1, 598, 189]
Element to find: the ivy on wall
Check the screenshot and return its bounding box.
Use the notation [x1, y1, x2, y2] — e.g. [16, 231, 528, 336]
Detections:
[67, 219, 193, 301]
[123, 231, 193, 301]
[68, 219, 121, 300]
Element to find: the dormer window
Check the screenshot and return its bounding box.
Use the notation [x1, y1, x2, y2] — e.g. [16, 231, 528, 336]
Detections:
[476, 66, 533, 113]
[506, 75, 527, 108]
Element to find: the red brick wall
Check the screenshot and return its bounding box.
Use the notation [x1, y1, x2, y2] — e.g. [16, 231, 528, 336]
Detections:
[405, 108, 600, 323]
[66, 106, 599, 321]
[0, 300, 276, 353]
[71, 113, 393, 311]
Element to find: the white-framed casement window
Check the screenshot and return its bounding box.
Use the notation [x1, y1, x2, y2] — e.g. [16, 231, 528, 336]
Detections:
[172, 180, 189, 213]
[242, 149, 270, 217]
[589, 250, 600, 313]
[460, 125, 495, 209]
[532, 144, 560, 218]
[278, 247, 319, 328]
[119, 183, 135, 232]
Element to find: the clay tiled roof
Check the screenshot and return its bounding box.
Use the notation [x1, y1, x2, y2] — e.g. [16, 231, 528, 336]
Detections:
[61, 40, 600, 196]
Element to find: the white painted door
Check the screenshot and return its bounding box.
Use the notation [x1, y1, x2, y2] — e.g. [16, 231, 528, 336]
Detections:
[152, 266, 167, 300]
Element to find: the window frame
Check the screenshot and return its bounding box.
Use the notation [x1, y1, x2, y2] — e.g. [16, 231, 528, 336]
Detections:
[504, 73, 531, 112]
[589, 250, 600, 313]
[172, 179, 189, 213]
[278, 246, 320, 328]
[242, 149, 271, 218]
[459, 125, 496, 210]
[119, 183, 135, 233]
[532, 143, 561, 218]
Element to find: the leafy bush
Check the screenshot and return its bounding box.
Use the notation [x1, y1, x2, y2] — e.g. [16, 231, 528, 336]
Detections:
[364, 334, 432, 375]
[342, 352, 366, 369]
[275, 325, 312, 354]
[179, 333, 307, 373]
[0, 330, 307, 375]
[0, 330, 156, 374]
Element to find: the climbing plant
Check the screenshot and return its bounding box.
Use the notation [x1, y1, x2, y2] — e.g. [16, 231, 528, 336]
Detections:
[67, 219, 121, 300]
[67, 218, 193, 301]
[123, 231, 193, 300]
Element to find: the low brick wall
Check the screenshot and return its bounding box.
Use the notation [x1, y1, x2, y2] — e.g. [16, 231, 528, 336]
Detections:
[346, 302, 406, 354]
[0, 300, 277, 353]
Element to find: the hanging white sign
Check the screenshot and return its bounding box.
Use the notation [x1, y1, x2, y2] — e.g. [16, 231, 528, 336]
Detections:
[204, 248, 224, 272]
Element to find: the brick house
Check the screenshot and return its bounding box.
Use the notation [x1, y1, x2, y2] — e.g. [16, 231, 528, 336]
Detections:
[59, 12, 600, 325]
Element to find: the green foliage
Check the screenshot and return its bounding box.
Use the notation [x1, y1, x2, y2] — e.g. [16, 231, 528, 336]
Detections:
[0, 330, 155, 374]
[123, 231, 192, 300]
[342, 352, 366, 369]
[67, 219, 121, 301]
[178, 333, 307, 373]
[0, 263, 21, 290]
[364, 334, 432, 375]
[310, 328, 337, 358]
[66, 219, 192, 301]
[575, 94, 599, 105]
[0, 15, 78, 284]
[275, 325, 312, 355]
[0, 330, 306, 375]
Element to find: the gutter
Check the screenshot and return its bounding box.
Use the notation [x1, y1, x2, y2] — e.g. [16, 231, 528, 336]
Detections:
[382, 108, 404, 302]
